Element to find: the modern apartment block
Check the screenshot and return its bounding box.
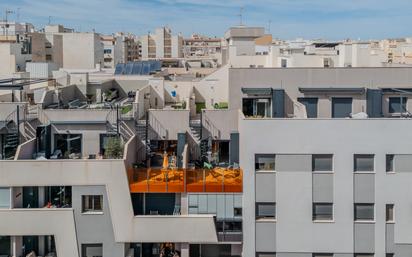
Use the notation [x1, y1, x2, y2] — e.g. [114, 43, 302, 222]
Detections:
[2, 61, 412, 257]
[231, 67, 412, 257]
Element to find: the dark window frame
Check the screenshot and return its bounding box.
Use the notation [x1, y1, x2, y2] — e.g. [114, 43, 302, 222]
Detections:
[312, 203, 334, 221]
[256, 203, 276, 220]
[354, 154, 375, 172]
[354, 203, 375, 221]
[255, 154, 276, 172]
[81, 195, 103, 213]
[389, 96, 408, 113]
[312, 154, 333, 172]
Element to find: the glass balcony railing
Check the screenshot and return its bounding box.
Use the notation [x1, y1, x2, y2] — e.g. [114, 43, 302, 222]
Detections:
[127, 167, 243, 193]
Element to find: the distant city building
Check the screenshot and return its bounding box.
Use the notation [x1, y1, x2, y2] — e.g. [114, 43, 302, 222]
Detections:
[183, 34, 222, 58]
[139, 27, 183, 59]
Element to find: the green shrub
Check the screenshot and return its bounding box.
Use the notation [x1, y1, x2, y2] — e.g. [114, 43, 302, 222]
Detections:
[105, 137, 123, 159]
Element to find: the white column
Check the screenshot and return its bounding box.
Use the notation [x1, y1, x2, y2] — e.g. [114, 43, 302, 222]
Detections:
[38, 236, 45, 256]
[180, 243, 189, 257]
[38, 186, 45, 207]
[11, 236, 23, 257]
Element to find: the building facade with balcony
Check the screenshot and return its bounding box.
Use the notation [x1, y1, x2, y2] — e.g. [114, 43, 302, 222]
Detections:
[2, 66, 412, 257]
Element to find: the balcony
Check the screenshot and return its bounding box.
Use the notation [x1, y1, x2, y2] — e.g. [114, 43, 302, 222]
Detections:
[128, 167, 242, 193]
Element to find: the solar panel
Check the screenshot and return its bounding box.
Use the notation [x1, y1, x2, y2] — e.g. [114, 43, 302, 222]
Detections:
[115, 61, 162, 75]
[125, 63, 134, 75]
[114, 63, 125, 75]
[132, 62, 143, 75]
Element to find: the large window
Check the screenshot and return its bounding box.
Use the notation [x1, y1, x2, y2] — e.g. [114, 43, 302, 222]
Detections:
[389, 97, 407, 113]
[313, 254, 333, 257]
[243, 98, 271, 118]
[313, 203, 333, 221]
[82, 244, 103, 257]
[54, 134, 82, 158]
[332, 97, 352, 118]
[354, 154, 374, 172]
[354, 204, 374, 221]
[82, 195, 103, 213]
[386, 204, 394, 222]
[312, 155, 333, 172]
[0, 187, 10, 209]
[256, 203, 276, 219]
[386, 154, 394, 173]
[0, 236, 11, 256]
[354, 254, 374, 257]
[255, 154, 276, 171]
[298, 97, 318, 118]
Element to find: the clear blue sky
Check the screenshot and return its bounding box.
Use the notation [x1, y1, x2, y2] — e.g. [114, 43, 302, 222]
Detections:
[1, 0, 411, 40]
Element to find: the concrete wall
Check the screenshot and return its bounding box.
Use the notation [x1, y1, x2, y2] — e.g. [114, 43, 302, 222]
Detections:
[194, 65, 229, 108]
[0, 209, 79, 257]
[202, 109, 238, 140]
[0, 158, 218, 244]
[148, 109, 190, 140]
[72, 185, 125, 257]
[229, 67, 412, 118]
[61, 33, 103, 69]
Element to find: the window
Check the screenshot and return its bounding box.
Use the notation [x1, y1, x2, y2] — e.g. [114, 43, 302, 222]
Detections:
[332, 97, 352, 118]
[82, 195, 103, 213]
[82, 244, 102, 257]
[243, 98, 271, 118]
[386, 204, 394, 222]
[389, 97, 407, 113]
[312, 155, 333, 172]
[354, 254, 374, 257]
[386, 155, 394, 172]
[313, 254, 333, 257]
[0, 236, 11, 256]
[386, 254, 394, 257]
[234, 207, 242, 217]
[54, 134, 82, 158]
[0, 187, 10, 209]
[256, 203, 276, 219]
[354, 154, 374, 172]
[257, 253, 276, 257]
[255, 154, 276, 171]
[354, 204, 374, 221]
[298, 97, 318, 118]
[281, 58, 287, 67]
[313, 203, 333, 221]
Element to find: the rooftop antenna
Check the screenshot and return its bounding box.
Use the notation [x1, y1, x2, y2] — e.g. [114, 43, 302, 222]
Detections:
[4, 9, 14, 38]
[268, 20, 272, 34]
[48, 16, 52, 25]
[237, 7, 244, 26]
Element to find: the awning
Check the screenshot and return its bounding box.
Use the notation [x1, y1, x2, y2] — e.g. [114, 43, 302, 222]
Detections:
[380, 88, 412, 94]
[241, 87, 273, 96]
[299, 87, 366, 95]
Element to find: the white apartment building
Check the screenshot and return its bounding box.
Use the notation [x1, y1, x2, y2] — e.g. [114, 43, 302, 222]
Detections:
[139, 27, 183, 59]
[101, 35, 124, 68]
[44, 25, 104, 70]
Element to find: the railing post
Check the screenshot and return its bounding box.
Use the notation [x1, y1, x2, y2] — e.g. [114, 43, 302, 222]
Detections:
[203, 169, 206, 192]
[16, 106, 20, 145]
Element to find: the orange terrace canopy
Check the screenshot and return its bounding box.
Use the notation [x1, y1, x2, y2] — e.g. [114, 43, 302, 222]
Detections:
[127, 167, 243, 193]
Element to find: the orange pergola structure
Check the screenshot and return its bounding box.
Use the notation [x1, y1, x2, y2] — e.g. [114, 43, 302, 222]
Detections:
[127, 167, 243, 193]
